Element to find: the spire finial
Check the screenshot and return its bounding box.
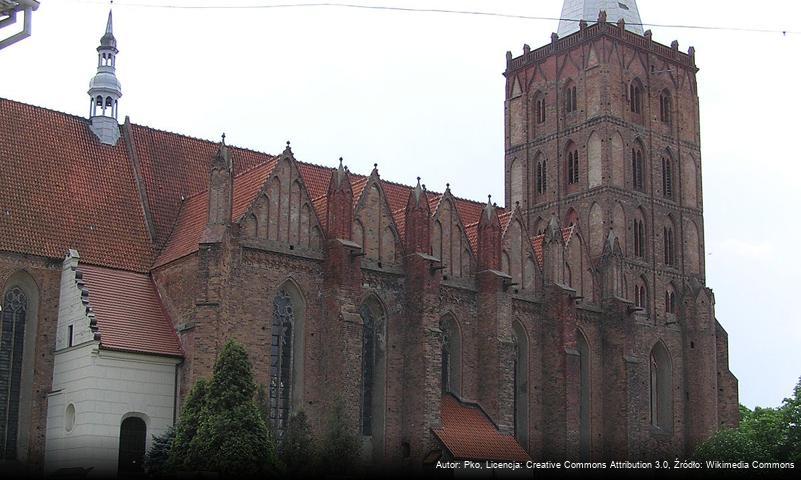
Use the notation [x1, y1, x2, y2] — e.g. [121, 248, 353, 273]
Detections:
[106, 8, 113, 34]
[221, 132, 226, 144]
[283, 140, 292, 155]
[484, 194, 494, 220]
[413, 176, 424, 204]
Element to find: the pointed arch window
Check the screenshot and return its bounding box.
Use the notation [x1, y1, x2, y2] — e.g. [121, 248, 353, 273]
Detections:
[270, 289, 295, 439]
[577, 330, 590, 459]
[629, 80, 642, 114]
[663, 226, 676, 266]
[564, 82, 577, 113]
[662, 155, 673, 198]
[632, 146, 644, 191]
[567, 148, 579, 185]
[649, 342, 673, 430]
[440, 316, 462, 396]
[635, 279, 648, 310]
[660, 90, 672, 124]
[536, 159, 547, 194]
[535, 95, 546, 124]
[665, 289, 676, 314]
[633, 217, 646, 258]
[1, 287, 27, 460]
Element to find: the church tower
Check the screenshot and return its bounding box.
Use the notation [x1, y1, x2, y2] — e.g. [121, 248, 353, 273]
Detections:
[505, 0, 705, 311]
[504, 1, 738, 457]
[87, 10, 122, 145]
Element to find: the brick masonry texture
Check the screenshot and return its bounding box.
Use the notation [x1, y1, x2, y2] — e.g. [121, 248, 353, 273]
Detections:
[0, 16, 737, 472]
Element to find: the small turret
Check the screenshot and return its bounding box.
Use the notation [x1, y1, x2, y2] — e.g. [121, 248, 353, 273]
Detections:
[88, 10, 122, 145]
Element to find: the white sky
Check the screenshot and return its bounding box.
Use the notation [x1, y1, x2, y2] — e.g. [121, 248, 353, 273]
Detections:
[1, 0, 799, 409]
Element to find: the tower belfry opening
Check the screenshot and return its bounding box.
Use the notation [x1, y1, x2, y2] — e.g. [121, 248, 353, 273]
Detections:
[87, 10, 122, 145]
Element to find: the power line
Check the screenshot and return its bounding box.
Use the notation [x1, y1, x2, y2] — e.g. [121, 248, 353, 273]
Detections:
[65, 0, 799, 35]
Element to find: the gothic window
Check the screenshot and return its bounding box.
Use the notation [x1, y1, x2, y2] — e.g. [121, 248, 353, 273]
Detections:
[359, 301, 384, 436]
[564, 82, 577, 113]
[270, 289, 294, 439]
[665, 289, 676, 314]
[536, 158, 547, 194]
[440, 316, 462, 396]
[660, 90, 672, 124]
[632, 146, 644, 191]
[649, 342, 673, 430]
[663, 226, 675, 266]
[635, 279, 648, 310]
[535, 95, 546, 124]
[633, 217, 646, 258]
[662, 155, 673, 198]
[629, 80, 642, 114]
[567, 148, 579, 185]
[1, 286, 27, 460]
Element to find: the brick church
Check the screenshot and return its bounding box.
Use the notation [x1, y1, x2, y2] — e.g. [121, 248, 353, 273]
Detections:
[0, 0, 738, 476]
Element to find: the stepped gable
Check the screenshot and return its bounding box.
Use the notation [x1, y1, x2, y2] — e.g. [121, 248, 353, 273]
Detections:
[0, 98, 154, 272]
[80, 264, 183, 357]
[433, 394, 531, 462]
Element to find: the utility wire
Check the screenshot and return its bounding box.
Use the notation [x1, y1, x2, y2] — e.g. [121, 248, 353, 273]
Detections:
[65, 0, 799, 35]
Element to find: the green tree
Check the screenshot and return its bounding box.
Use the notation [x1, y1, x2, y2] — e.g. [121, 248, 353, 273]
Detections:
[168, 378, 208, 471]
[319, 397, 360, 476]
[188, 340, 277, 476]
[695, 376, 801, 465]
[281, 411, 318, 478]
[144, 426, 174, 477]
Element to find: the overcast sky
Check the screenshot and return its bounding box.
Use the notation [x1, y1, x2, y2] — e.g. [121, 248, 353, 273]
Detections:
[1, 0, 799, 409]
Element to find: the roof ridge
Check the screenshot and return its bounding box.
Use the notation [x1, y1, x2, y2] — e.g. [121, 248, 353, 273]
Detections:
[0, 97, 90, 124]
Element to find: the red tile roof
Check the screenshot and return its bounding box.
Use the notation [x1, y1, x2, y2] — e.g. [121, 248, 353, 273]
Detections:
[0, 98, 154, 272]
[433, 394, 531, 462]
[129, 123, 275, 249]
[80, 265, 183, 357]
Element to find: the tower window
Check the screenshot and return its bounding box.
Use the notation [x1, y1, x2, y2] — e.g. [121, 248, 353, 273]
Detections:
[629, 82, 642, 114]
[662, 156, 673, 198]
[665, 290, 676, 314]
[660, 91, 672, 124]
[565, 84, 577, 113]
[535, 97, 546, 124]
[663, 226, 675, 266]
[635, 281, 648, 309]
[567, 149, 579, 185]
[633, 218, 646, 258]
[632, 147, 644, 191]
[536, 160, 547, 194]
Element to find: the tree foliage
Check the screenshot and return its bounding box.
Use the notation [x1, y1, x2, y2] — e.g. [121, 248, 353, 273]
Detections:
[281, 411, 318, 478]
[695, 376, 801, 464]
[168, 378, 208, 471]
[144, 426, 175, 477]
[189, 340, 277, 475]
[318, 397, 360, 476]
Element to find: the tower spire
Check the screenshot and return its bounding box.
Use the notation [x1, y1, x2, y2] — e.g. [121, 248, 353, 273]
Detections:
[88, 8, 122, 145]
[557, 0, 643, 37]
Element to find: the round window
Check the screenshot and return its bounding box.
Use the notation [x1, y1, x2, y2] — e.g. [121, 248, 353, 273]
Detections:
[65, 404, 76, 432]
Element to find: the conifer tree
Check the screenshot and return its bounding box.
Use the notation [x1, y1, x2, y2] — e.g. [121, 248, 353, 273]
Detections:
[144, 426, 174, 477]
[319, 397, 360, 476]
[188, 340, 277, 475]
[281, 411, 317, 478]
[167, 378, 208, 471]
